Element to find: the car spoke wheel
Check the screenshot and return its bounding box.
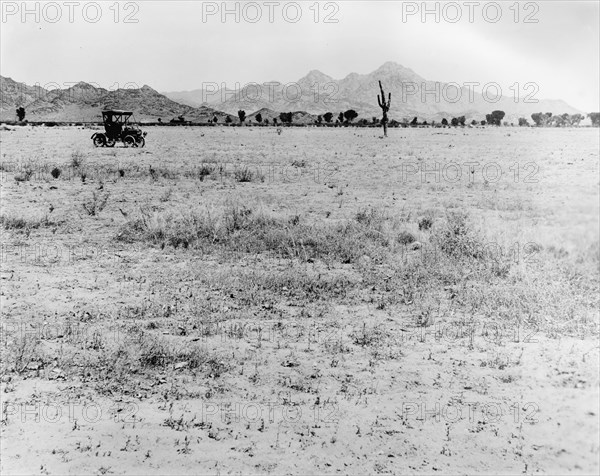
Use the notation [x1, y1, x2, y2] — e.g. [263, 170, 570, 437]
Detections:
[105, 138, 116, 147]
[136, 137, 145, 148]
[93, 134, 106, 147]
[123, 135, 135, 148]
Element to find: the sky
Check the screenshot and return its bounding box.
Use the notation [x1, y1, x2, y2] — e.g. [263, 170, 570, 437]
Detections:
[1, 0, 599, 111]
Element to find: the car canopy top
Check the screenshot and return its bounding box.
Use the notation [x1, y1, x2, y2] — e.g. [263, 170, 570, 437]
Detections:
[103, 110, 133, 115]
[102, 110, 134, 123]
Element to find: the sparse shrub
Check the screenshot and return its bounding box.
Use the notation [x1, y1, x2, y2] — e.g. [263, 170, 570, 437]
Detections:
[350, 323, 383, 347]
[8, 335, 42, 374]
[14, 167, 33, 182]
[355, 207, 381, 227]
[418, 216, 433, 231]
[397, 231, 416, 245]
[159, 187, 174, 202]
[234, 166, 264, 183]
[0, 214, 57, 233]
[51, 167, 61, 179]
[82, 191, 110, 216]
[186, 162, 217, 181]
[433, 211, 484, 260]
[71, 151, 85, 168]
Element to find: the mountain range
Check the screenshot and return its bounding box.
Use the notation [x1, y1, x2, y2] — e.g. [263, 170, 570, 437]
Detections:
[0, 62, 582, 123]
[0, 77, 230, 122]
[163, 62, 581, 121]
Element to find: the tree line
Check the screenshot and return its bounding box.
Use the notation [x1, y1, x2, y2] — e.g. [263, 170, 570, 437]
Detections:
[169, 110, 600, 127]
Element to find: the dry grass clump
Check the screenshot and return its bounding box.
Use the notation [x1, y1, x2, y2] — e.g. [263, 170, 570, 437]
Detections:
[234, 166, 264, 183]
[82, 191, 110, 216]
[116, 204, 397, 263]
[0, 214, 58, 232]
[206, 265, 357, 305]
[13, 161, 36, 182]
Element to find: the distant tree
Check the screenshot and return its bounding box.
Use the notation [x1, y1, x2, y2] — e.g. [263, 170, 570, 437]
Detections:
[323, 112, 333, 123]
[279, 112, 293, 124]
[16, 107, 25, 121]
[255, 113, 262, 124]
[273, 117, 278, 126]
[264, 118, 270, 125]
[480, 120, 486, 126]
[317, 115, 322, 124]
[372, 117, 378, 125]
[589, 112, 600, 126]
[458, 116, 466, 126]
[343, 109, 358, 123]
[157, 117, 162, 123]
[550, 115, 564, 127]
[570, 113, 584, 126]
[358, 118, 368, 126]
[486, 110, 505, 126]
[338, 112, 344, 123]
[238, 110, 246, 124]
[441, 118, 449, 126]
[518, 117, 529, 127]
[422, 121, 428, 126]
[212, 116, 218, 123]
[178, 115, 185, 122]
[531, 112, 553, 127]
[410, 117, 418, 126]
[225, 115, 232, 124]
[451, 117, 459, 127]
[471, 119, 477, 126]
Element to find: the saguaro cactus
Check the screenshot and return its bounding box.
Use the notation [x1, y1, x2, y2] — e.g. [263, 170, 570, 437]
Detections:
[377, 81, 391, 137]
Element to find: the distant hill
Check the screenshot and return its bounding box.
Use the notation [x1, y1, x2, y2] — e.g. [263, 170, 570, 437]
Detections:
[1, 63, 584, 124]
[0, 77, 228, 122]
[163, 62, 582, 122]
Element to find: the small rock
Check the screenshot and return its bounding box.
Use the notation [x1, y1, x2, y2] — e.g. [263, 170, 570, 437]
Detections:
[174, 361, 188, 370]
[281, 360, 299, 368]
[358, 255, 372, 266]
[26, 361, 42, 371]
[411, 241, 422, 251]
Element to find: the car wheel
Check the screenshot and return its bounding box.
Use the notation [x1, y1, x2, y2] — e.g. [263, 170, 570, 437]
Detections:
[123, 135, 136, 147]
[93, 134, 106, 147]
[105, 137, 116, 147]
[136, 137, 145, 148]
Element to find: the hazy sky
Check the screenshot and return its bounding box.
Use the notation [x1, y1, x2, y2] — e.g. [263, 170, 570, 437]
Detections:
[1, 0, 598, 110]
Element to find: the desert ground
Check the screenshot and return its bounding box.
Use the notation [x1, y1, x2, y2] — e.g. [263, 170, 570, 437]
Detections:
[0, 125, 598, 475]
